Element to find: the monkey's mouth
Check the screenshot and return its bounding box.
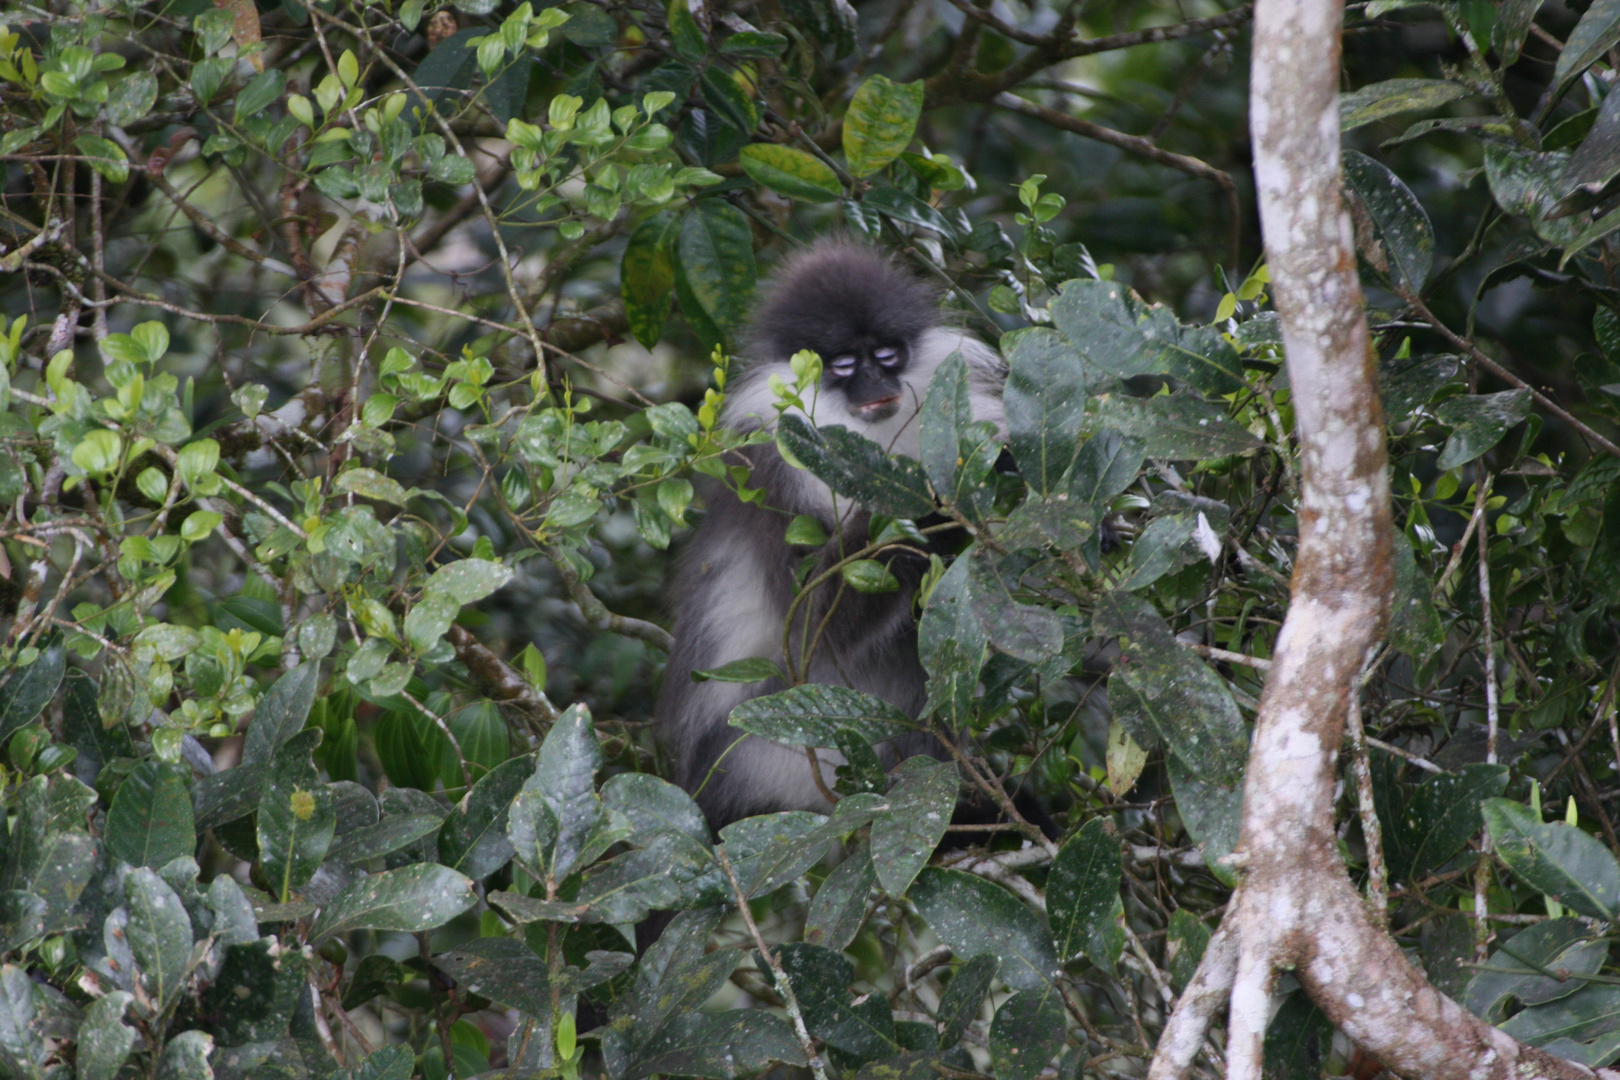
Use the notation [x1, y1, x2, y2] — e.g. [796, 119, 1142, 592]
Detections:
[852, 396, 900, 422]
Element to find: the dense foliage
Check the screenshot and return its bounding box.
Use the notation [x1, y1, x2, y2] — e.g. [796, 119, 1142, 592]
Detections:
[7, 0, 1620, 1076]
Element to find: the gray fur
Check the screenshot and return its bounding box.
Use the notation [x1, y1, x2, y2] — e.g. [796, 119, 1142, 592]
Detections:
[654, 243, 1006, 829]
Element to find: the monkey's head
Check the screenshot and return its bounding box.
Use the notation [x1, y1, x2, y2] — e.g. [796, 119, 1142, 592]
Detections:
[747, 241, 940, 423]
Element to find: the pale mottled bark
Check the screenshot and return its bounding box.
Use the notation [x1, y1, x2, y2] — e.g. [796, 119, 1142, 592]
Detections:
[1147, 2, 1620, 1078]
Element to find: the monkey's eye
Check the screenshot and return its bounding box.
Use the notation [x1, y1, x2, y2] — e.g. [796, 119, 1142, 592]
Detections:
[874, 346, 901, 368]
[829, 356, 858, 378]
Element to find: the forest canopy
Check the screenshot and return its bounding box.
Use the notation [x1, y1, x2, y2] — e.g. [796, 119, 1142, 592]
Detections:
[2, 0, 1620, 1077]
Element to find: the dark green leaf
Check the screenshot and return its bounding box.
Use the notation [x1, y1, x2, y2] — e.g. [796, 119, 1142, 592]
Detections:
[1263, 991, 1333, 1080]
[510, 704, 601, 880]
[843, 75, 923, 178]
[692, 657, 784, 684]
[327, 812, 444, 865]
[125, 867, 193, 1011]
[729, 683, 916, 747]
[105, 761, 195, 870]
[156, 1030, 213, 1079]
[234, 70, 285, 120]
[601, 772, 710, 844]
[77, 990, 136, 1080]
[720, 30, 788, 56]
[1554, 0, 1620, 99]
[909, 869, 1057, 990]
[871, 758, 956, 896]
[311, 863, 477, 941]
[434, 937, 554, 1016]
[1166, 910, 1210, 994]
[1375, 760, 1508, 882]
[1435, 389, 1532, 470]
[257, 730, 335, 901]
[241, 662, 320, 767]
[333, 1045, 414, 1080]
[622, 215, 678, 349]
[1048, 818, 1124, 970]
[627, 1010, 806, 1079]
[1003, 328, 1088, 495]
[862, 187, 955, 237]
[675, 201, 757, 349]
[1465, 918, 1606, 1021]
[1339, 78, 1470, 131]
[775, 414, 936, 518]
[438, 753, 530, 879]
[573, 828, 719, 922]
[0, 646, 64, 743]
[989, 986, 1065, 1080]
[668, 0, 705, 59]
[805, 841, 875, 950]
[0, 892, 43, 956]
[699, 67, 758, 134]
[1500, 980, 1620, 1049]
[62, 670, 133, 790]
[740, 144, 841, 202]
[935, 954, 998, 1048]
[1484, 799, 1620, 919]
[1050, 279, 1243, 395]
[1345, 150, 1435, 292]
[1087, 390, 1261, 460]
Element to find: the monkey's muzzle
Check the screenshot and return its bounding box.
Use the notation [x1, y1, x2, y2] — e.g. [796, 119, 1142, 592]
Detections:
[852, 396, 900, 422]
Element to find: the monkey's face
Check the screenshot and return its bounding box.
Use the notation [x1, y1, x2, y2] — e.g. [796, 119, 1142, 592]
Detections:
[824, 340, 910, 423]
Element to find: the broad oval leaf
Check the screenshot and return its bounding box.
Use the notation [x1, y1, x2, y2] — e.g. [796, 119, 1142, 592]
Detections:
[1435, 389, 1532, 471]
[843, 74, 924, 178]
[675, 200, 757, 349]
[622, 214, 678, 349]
[311, 863, 477, 942]
[870, 757, 956, 896]
[257, 729, 336, 901]
[740, 144, 842, 202]
[105, 761, 195, 870]
[990, 986, 1066, 1080]
[1340, 78, 1470, 131]
[1344, 149, 1434, 293]
[729, 683, 916, 747]
[909, 868, 1058, 990]
[1484, 799, 1620, 919]
[1048, 818, 1124, 969]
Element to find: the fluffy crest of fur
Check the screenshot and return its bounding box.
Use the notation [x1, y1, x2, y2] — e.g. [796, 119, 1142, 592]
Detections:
[744, 240, 941, 362]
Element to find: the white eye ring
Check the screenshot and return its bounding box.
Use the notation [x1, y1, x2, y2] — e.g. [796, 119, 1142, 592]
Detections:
[874, 347, 900, 367]
[830, 356, 858, 376]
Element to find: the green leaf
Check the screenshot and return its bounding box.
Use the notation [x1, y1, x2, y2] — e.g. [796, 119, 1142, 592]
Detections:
[74, 134, 129, 182]
[627, 1010, 807, 1079]
[989, 986, 1065, 1080]
[919, 553, 1062, 670]
[1003, 329, 1088, 495]
[774, 414, 936, 518]
[739, 143, 842, 202]
[1484, 798, 1620, 919]
[667, 0, 705, 58]
[311, 863, 477, 941]
[1499, 980, 1620, 1053]
[721, 30, 789, 56]
[692, 657, 784, 684]
[125, 867, 194, 1011]
[675, 200, 757, 349]
[935, 954, 998, 1049]
[919, 351, 996, 510]
[1373, 758, 1508, 882]
[235, 69, 286, 119]
[433, 937, 553, 1016]
[1048, 818, 1124, 971]
[1263, 991, 1333, 1080]
[0, 966, 42, 1073]
[1166, 910, 1210, 994]
[425, 557, 513, 602]
[1049, 278, 1243, 396]
[77, 991, 137, 1080]
[910, 869, 1058, 990]
[257, 730, 336, 901]
[1344, 150, 1434, 293]
[871, 758, 956, 896]
[1465, 918, 1606, 1021]
[861, 186, 955, 237]
[326, 812, 444, 864]
[1435, 389, 1532, 470]
[1339, 78, 1470, 131]
[334, 1045, 415, 1080]
[841, 558, 900, 593]
[509, 704, 601, 880]
[438, 753, 531, 879]
[1555, 0, 1620, 99]
[805, 841, 874, 950]
[730, 683, 916, 747]
[1086, 391, 1261, 460]
[843, 75, 923, 178]
[105, 761, 195, 869]
[0, 646, 65, 742]
[155, 1030, 214, 1079]
[106, 71, 158, 126]
[0, 892, 44, 955]
[622, 214, 679, 349]
[573, 827, 719, 921]
[241, 662, 320, 767]
[699, 67, 758, 134]
[602, 771, 710, 843]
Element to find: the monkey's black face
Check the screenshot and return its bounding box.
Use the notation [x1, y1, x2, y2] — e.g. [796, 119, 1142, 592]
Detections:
[822, 339, 910, 422]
